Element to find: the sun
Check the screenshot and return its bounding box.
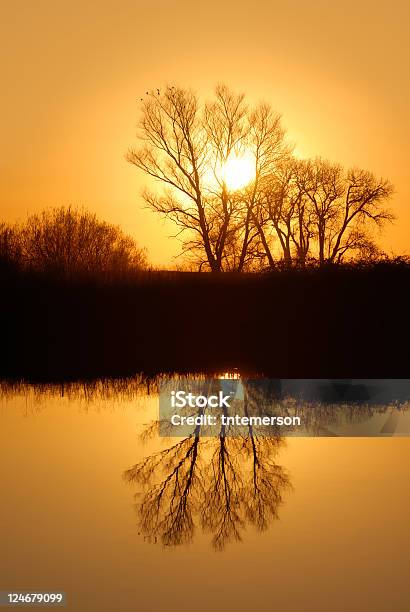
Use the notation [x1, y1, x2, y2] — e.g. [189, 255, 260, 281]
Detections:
[221, 153, 256, 191]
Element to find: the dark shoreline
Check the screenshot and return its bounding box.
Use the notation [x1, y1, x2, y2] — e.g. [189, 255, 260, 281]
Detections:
[1, 263, 410, 381]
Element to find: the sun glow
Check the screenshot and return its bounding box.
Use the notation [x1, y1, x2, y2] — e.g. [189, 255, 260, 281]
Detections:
[221, 153, 256, 191]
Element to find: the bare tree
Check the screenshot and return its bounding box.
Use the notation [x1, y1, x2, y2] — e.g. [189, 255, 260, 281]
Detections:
[235, 104, 290, 270]
[291, 158, 344, 265]
[125, 428, 290, 550]
[124, 379, 291, 550]
[128, 85, 394, 270]
[328, 166, 394, 263]
[203, 84, 249, 271]
[256, 159, 313, 267]
[252, 157, 394, 267]
[296, 159, 394, 264]
[127, 86, 220, 270]
[127, 85, 289, 271]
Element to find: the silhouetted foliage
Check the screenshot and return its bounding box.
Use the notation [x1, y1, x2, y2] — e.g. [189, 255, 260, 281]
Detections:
[122, 375, 409, 549]
[124, 388, 290, 550]
[129, 84, 394, 270]
[0, 223, 21, 272]
[2, 375, 406, 548]
[127, 84, 290, 271]
[0, 206, 147, 277]
[258, 158, 394, 267]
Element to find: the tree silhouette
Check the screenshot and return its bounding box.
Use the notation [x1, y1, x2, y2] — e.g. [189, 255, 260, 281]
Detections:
[124, 384, 291, 550]
[0, 223, 21, 271]
[129, 84, 394, 270]
[122, 374, 408, 550]
[294, 159, 394, 264]
[8, 206, 147, 276]
[127, 84, 289, 271]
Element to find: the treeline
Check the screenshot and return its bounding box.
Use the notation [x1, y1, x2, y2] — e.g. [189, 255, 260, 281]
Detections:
[128, 84, 395, 271]
[0, 206, 148, 278]
[1, 259, 410, 380]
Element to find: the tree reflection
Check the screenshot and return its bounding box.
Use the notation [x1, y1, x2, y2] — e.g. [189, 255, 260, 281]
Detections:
[124, 415, 291, 551]
[124, 376, 410, 550]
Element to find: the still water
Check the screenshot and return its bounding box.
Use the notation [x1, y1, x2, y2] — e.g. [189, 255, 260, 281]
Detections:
[1, 379, 410, 612]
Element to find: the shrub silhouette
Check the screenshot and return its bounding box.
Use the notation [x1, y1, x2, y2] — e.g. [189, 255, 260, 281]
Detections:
[1, 206, 147, 277]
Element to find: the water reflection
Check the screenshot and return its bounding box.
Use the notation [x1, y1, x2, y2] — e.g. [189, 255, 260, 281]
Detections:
[241, 379, 410, 436]
[2, 376, 409, 551]
[124, 426, 291, 550]
[123, 377, 410, 550]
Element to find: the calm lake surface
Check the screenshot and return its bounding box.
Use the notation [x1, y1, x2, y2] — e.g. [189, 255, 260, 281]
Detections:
[1, 380, 410, 612]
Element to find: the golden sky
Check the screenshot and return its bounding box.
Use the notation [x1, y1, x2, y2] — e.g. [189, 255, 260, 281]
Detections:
[1, 0, 409, 265]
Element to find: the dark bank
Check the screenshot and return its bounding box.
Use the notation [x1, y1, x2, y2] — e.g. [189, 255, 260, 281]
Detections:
[1, 261, 409, 381]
